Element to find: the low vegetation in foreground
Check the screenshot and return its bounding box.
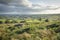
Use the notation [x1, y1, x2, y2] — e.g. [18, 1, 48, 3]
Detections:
[0, 14, 60, 40]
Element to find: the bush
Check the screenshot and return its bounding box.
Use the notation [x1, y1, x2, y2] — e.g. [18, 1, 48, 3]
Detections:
[20, 20, 26, 23]
[45, 19, 49, 22]
[46, 24, 59, 29]
[38, 18, 42, 21]
[11, 20, 18, 23]
[54, 27, 60, 33]
[0, 21, 3, 24]
[5, 20, 10, 23]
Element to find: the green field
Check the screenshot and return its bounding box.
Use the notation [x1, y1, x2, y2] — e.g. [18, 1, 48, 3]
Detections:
[0, 14, 60, 40]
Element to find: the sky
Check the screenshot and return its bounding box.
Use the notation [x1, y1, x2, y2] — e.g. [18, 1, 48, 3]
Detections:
[0, 0, 60, 14]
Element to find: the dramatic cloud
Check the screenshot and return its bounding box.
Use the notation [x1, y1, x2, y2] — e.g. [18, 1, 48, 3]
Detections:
[0, 0, 60, 14]
[9, 0, 32, 7]
[0, 0, 12, 4]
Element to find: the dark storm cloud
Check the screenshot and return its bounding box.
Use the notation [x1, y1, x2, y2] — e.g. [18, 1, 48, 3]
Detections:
[0, 0, 12, 4]
[0, 3, 59, 12]
[0, 4, 16, 12]
[0, 0, 60, 14]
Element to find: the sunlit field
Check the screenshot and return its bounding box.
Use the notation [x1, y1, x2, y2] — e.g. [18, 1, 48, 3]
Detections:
[0, 14, 60, 40]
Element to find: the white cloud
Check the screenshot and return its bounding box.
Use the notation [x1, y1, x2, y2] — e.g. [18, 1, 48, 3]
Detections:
[9, 0, 32, 7]
[19, 0, 32, 7]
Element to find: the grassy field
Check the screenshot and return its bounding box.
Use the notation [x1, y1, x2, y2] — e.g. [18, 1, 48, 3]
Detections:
[0, 14, 60, 40]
